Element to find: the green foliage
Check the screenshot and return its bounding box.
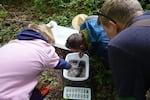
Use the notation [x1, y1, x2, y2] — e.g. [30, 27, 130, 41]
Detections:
[0, 24, 20, 43]
[0, 11, 7, 22]
[39, 69, 59, 98]
[32, 0, 104, 26]
[89, 56, 117, 99]
[139, 0, 150, 10]
[33, 0, 45, 13]
[0, 4, 7, 22]
[146, 4, 150, 10]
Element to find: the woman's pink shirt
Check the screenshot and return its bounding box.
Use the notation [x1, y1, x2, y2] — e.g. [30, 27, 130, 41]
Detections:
[0, 39, 59, 100]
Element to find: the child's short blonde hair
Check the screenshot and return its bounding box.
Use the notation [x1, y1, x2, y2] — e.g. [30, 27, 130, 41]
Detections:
[28, 23, 55, 44]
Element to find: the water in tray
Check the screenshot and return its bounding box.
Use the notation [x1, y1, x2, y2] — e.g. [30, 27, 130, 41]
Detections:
[68, 60, 86, 77]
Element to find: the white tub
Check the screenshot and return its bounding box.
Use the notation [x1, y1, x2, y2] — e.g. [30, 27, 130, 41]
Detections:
[63, 53, 89, 81]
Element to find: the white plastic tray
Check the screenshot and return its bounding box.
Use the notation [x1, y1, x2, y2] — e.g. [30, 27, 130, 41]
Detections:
[51, 24, 79, 50]
[63, 86, 91, 100]
[63, 53, 89, 81]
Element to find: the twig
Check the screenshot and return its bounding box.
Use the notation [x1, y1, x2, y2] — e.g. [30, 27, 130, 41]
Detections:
[5, 19, 32, 23]
[0, 4, 7, 12]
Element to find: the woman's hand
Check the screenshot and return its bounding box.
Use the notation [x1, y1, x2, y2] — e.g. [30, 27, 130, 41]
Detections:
[69, 66, 75, 71]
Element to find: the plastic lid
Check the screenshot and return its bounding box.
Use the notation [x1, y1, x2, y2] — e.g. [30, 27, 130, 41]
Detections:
[63, 86, 91, 100]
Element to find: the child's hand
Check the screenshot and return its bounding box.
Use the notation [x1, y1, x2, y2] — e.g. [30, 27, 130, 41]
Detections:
[78, 51, 84, 58]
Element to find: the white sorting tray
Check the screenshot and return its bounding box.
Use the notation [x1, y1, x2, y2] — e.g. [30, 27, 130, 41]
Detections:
[63, 86, 91, 100]
[63, 53, 89, 81]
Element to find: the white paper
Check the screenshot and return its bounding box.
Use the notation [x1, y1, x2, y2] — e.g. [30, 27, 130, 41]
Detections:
[51, 25, 79, 50]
